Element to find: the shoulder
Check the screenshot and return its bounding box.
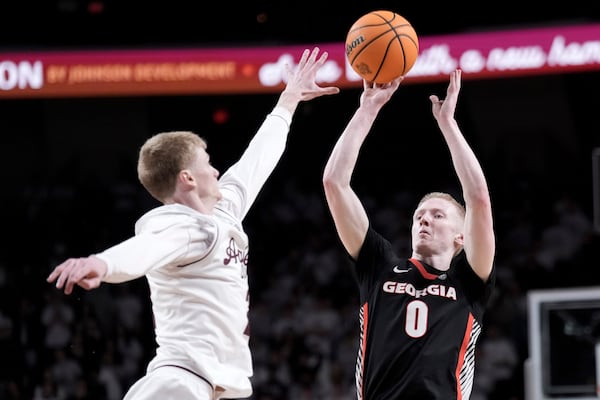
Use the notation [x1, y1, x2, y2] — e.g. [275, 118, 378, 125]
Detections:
[451, 251, 496, 302]
[135, 204, 217, 234]
[356, 227, 402, 274]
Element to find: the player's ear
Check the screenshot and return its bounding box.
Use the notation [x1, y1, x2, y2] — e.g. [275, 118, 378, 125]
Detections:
[454, 233, 464, 247]
[178, 170, 195, 186]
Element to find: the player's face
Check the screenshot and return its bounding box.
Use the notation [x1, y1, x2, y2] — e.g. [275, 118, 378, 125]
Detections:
[188, 146, 221, 201]
[411, 197, 463, 256]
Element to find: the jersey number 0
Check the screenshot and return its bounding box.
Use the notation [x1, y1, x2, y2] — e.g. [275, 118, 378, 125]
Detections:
[405, 299, 428, 338]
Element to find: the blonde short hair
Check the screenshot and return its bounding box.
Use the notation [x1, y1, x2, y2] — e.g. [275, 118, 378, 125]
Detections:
[137, 131, 206, 202]
[417, 192, 465, 219]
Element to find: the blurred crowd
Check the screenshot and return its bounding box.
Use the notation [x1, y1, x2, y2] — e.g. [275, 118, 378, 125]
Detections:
[0, 165, 598, 400]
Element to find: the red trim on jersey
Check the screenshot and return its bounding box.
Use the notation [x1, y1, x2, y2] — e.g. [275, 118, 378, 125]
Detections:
[359, 303, 369, 400]
[409, 258, 439, 280]
[455, 313, 474, 400]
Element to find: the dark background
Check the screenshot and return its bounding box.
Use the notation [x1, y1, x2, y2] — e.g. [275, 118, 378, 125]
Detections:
[2, 1, 598, 48]
[1, 1, 599, 399]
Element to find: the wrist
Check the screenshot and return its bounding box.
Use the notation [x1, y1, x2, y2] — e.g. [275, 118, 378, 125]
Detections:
[268, 106, 293, 128]
[276, 91, 300, 114]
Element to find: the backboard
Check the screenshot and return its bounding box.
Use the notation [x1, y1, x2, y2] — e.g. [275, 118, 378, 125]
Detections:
[526, 286, 600, 400]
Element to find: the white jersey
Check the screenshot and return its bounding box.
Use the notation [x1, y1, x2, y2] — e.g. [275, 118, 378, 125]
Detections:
[95, 106, 292, 398]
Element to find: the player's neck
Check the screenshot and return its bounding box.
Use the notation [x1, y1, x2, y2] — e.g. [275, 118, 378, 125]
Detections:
[411, 252, 452, 272]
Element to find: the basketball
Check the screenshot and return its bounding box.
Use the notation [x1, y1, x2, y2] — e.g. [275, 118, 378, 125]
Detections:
[345, 10, 419, 84]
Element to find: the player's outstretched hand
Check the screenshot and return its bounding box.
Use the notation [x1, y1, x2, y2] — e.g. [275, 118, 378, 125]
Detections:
[359, 75, 404, 109]
[47, 256, 107, 295]
[430, 69, 461, 121]
[283, 47, 340, 102]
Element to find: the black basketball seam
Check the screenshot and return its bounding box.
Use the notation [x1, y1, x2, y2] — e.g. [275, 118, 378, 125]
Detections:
[352, 32, 416, 80]
[347, 10, 396, 35]
[348, 21, 390, 35]
[349, 28, 395, 65]
[372, 10, 395, 24]
[392, 28, 415, 76]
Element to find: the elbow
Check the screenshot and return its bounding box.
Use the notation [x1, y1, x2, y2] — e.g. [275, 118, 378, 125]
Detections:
[466, 188, 494, 223]
[466, 186, 492, 207]
[323, 169, 342, 190]
[322, 173, 346, 198]
[322, 174, 337, 194]
[322, 166, 334, 188]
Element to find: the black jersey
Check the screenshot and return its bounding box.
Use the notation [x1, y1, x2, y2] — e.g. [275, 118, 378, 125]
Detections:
[352, 227, 495, 400]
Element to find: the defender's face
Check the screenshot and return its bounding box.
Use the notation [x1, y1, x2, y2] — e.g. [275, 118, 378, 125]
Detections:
[189, 146, 221, 201]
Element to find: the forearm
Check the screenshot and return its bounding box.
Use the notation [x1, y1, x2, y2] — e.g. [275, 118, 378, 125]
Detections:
[323, 106, 379, 184]
[228, 107, 291, 210]
[96, 231, 188, 283]
[438, 118, 490, 202]
[324, 106, 378, 258]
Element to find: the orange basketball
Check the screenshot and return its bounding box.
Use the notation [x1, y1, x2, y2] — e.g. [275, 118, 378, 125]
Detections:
[345, 10, 419, 84]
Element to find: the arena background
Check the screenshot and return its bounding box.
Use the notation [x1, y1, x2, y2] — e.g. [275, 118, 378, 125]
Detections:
[0, 1, 599, 399]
